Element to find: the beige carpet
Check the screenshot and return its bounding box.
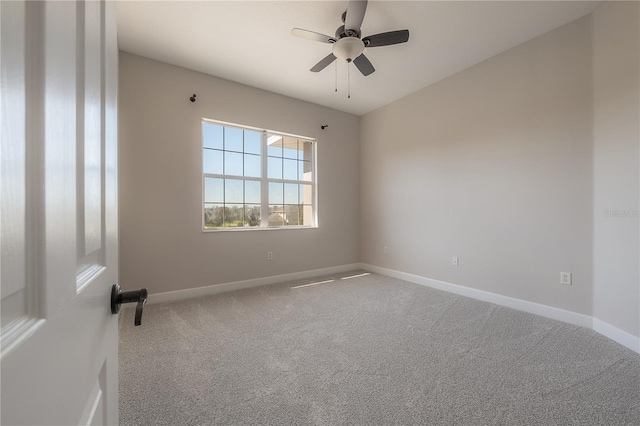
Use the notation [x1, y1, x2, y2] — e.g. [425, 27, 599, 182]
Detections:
[119, 271, 640, 425]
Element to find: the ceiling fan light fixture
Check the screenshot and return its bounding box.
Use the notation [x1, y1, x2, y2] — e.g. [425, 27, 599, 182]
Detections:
[332, 37, 364, 62]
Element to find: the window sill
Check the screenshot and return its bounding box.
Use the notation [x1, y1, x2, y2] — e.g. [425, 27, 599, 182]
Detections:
[202, 225, 317, 233]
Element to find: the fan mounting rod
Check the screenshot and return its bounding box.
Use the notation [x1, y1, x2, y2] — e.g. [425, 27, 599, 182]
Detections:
[332, 37, 364, 62]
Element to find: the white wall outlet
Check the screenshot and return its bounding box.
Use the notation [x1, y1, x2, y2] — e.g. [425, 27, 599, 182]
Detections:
[452, 257, 459, 266]
[561, 272, 572, 286]
[383, 246, 388, 254]
[267, 251, 273, 260]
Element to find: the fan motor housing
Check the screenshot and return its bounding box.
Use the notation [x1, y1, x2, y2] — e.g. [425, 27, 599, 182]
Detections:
[335, 25, 361, 39]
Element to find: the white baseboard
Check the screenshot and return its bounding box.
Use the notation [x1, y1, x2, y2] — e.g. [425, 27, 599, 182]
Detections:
[148, 263, 362, 305]
[592, 317, 640, 354]
[359, 263, 640, 354]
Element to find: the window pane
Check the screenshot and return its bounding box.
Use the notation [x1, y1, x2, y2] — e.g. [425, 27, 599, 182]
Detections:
[282, 137, 298, 159]
[204, 204, 224, 228]
[267, 157, 282, 179]
[245, 205, 261, 227]
[244, 154, 260, 178]
[300, 184, 312, 205]
[269, 182, 283, 204]
[267, 134, 282, 157]
[284, 183, 298, 205]
[225, 179, 244, 203]
[225, 127, 243, 152]
[284, 205, 300, 226]
[303, 205, 313, 226]
[245, 130, 261, 155]
[283, 159, 297, 181]
[225, 151, 243, 176]
[268, 206, 285, 226]
[204, 178, 224, 202]
[203, 123, 223, 149]
[202, 122, 315, 230]
[203, 149, 223, 175]
[224, 204, 244, 227]
[301, 141, 313, 161]
[245, 180, 260, 204]
[301, 160, 312, 182]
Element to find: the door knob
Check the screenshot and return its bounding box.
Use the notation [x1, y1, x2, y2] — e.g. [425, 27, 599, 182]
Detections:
[111, 283, 148, 326]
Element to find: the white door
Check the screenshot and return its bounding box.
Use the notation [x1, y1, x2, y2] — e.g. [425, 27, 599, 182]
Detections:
[1, 0, 120, 424]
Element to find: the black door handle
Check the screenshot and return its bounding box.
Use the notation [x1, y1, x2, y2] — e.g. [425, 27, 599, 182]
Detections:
[111, 283, 148, 326]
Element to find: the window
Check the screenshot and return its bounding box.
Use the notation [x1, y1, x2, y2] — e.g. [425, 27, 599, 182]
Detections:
[202, 120, 316, 230]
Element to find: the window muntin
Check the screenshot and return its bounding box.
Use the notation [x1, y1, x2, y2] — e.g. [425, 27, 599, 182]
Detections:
[202, 120, 316, 230]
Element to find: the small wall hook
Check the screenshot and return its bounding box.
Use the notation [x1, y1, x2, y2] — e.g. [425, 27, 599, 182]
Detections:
[321, 124, 328, 130]
[190, 94, 197, 103]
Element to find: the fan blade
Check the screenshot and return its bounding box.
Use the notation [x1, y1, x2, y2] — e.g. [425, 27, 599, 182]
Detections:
[363, 29, 409, 47]
[344, 0, 367, 32]
[353, 54, 375, 76]
[311, 54, 337, 72]
[291, 28, 336, 44]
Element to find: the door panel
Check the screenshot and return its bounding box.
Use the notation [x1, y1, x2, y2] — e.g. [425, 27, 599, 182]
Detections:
[81, 0, 104, 259]
[0, 1, 119, 424]
[1, 0, 30, 343]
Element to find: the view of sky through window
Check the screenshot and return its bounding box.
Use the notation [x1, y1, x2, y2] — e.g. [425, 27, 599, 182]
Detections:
[202, 121, 315, 229]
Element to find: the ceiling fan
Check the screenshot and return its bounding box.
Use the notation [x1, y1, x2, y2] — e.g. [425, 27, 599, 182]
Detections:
[291, 0, 409, 77]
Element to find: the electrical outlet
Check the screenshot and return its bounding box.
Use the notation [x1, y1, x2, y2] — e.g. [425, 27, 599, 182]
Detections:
[383, 246, 388, 254]
[267, 251, 273, 260]
[561, 272, 572, 286]
[452, 257, 459, 266]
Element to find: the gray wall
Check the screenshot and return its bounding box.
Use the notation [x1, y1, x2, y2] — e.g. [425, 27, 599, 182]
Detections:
[592, 1, 640, 336]
[118, 53, 360, 294]
[360, 2, 640, 338]
[360, 16, 595, 316]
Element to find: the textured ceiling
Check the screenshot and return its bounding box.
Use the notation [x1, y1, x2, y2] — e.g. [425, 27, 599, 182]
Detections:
[117, 1, 601, 116]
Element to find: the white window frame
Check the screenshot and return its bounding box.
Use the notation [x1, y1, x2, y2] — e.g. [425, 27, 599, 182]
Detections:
[201, 118, 317, 231]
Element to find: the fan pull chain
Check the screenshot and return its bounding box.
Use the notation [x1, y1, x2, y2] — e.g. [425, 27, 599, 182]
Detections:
[335, 60, 338, 93]
[348, 62, 351, 99]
